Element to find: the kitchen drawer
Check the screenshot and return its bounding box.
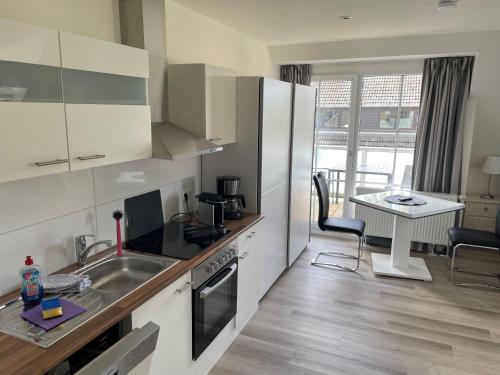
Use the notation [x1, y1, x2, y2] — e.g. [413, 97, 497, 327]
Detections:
[238, 221, 262, 251]
[463, 214, 496, 233]
[465, 201, 498, 217]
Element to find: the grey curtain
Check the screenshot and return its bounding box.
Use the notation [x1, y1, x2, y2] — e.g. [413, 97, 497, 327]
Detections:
[412, 56, 475, 194]
[280, 64, 312, 86]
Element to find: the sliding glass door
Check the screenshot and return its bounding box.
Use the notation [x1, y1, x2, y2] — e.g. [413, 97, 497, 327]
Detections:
[311, 73, 422, 225]
[311, 74, 359, 221]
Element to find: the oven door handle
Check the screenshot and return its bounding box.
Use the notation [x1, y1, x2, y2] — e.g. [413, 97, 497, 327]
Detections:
[200, 263, 237, 299]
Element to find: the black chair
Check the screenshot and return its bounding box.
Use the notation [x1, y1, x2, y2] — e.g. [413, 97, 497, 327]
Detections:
[447, 207, 500, 289]
[311, 172, 366, 271]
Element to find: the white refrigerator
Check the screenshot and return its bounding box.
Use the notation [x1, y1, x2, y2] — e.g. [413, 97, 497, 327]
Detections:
[202, 77, 315, 298]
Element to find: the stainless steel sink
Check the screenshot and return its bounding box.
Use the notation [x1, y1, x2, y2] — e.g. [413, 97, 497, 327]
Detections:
[0, 251, 179, 347]
[78, 253, 176, 296]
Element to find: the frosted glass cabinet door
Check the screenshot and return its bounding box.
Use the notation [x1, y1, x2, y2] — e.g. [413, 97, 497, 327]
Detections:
[0, 61, 62, 103]
[65, 104, 152, 170]
[61, 69, 147, 105]
[0, 102, 69, 183]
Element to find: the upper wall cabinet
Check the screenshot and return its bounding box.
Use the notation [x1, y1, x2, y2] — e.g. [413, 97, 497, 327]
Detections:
[59, 32, 149, 78]
[168, 64, 236, 146]
[0, 17, 60, 66]
[0, 18, 152, 184]
[66, 105, 152, 170]
[58, 31, 152, 169]
[0, 103, 69, 183]
[0, 18, 69, 183]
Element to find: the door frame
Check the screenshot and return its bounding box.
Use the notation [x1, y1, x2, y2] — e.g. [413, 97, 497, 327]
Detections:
[311, 73, 361, 221]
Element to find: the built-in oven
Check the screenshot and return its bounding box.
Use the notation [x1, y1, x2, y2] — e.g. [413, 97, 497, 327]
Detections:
[192, 243, 238, 360]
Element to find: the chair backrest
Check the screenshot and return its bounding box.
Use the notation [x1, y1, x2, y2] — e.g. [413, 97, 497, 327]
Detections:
[496, 207, 500, 237]
[313, 172, 330, 224]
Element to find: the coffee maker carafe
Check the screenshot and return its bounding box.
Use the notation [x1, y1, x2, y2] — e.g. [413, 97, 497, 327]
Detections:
[216, 176, 246, 219]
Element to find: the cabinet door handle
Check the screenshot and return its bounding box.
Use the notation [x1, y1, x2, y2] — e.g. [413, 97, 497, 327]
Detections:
[34, 159, 69, 167]
[176, 281, 193, 294]
[78, 154, 106, 161]
[238, 251, 249, 260]
[208, 137, 222, 142]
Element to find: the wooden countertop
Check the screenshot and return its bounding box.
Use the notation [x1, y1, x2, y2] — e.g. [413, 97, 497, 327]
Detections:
[0, 214, 262, 375]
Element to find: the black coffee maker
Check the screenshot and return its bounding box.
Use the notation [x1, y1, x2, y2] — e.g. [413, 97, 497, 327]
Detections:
[216, 176, 246, 219]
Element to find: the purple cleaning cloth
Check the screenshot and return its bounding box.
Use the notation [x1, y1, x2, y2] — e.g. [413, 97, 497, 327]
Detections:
[21, 299, 86, 330]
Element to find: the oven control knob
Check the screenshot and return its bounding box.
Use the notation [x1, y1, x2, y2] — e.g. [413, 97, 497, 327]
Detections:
[217, 257, 225, 265]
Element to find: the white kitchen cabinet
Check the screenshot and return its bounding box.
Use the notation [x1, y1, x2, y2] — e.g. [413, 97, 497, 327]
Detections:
[59, 31, 149, 78]
[260, 183, 289, 299]
[0, 17, 60, 66]
[236, 222, 262, 331]
[0, 103, 69, 183]
[168, 64, 236, 145]
[131, 272, 193, 375]
[0, 18, 68, 183]
[65, 104, 152, 170]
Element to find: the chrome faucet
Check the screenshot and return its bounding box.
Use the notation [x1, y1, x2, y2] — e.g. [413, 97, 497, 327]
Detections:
[75, 234, 112, 267]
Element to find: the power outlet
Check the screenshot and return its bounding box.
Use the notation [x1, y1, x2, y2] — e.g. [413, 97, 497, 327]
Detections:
[179, 190, 193, 213]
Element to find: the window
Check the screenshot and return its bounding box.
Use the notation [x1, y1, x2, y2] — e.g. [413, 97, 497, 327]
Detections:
[310, 73, 422, 221]
[399, 109, 416, 129]
[379, 110, 396, 128]
[357, 74, 422, 189]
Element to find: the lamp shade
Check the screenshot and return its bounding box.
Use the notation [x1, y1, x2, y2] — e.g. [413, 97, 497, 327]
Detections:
[482, 156, 500, 175]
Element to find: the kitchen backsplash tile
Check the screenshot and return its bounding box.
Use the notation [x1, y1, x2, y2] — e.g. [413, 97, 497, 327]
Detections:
[0, 157, 201, 295]
[95, 198, 126, 244]
[0, 208, 96, 296]
[0, 170, 94, 235]
[158, 157, 201, 186]
[160, 176, 200, 221]
[93, 158, 159, 205]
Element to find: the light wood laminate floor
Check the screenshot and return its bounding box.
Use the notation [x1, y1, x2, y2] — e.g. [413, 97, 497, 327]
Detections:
[210, 235, 500, 375]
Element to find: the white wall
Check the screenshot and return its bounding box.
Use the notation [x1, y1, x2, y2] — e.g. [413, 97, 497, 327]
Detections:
[165, 0, 277, 78]
[270, 30, 500, 195]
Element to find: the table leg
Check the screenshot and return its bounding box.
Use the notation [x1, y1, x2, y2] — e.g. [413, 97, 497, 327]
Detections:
[390, 215, 412, 269]
[371, 215, 432, 281]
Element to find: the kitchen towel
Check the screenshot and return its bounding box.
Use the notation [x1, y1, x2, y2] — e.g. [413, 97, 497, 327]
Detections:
[21, 299, 86, 330]
[42, 274, 92, 294]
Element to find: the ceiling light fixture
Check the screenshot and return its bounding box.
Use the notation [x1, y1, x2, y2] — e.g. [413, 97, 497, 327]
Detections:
[438, 0, 457, 10]
[338, 15, 352, 20]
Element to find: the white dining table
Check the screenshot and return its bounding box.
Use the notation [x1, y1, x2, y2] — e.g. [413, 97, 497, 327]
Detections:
[349, 191, 464, 281]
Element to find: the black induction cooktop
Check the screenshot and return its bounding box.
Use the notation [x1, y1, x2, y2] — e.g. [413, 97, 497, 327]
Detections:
[124, 221, 230, 260]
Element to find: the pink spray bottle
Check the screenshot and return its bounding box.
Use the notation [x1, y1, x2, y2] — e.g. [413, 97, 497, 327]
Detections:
[112, 210, 123, 257]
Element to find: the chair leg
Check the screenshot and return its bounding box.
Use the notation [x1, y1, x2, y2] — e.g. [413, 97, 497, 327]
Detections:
[446, 243, 500, 289]
[311, 236, 362, 272]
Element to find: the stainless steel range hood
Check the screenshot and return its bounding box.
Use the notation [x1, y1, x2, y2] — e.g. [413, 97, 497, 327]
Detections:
[119, 0, 223, 160]
[152, 122, 222, 160]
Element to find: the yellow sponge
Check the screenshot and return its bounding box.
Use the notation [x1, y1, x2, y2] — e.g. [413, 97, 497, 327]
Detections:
[41, 297, 63, 320]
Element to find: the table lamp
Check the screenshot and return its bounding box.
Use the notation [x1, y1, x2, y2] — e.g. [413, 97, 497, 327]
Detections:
[480, 155, 500, 199]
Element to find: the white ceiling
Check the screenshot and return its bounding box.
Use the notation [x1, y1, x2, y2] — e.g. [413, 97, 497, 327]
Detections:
[173, 0, 500, 45]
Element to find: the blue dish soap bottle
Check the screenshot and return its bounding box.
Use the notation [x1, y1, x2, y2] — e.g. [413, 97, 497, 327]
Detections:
[20, 256, 44, 305]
